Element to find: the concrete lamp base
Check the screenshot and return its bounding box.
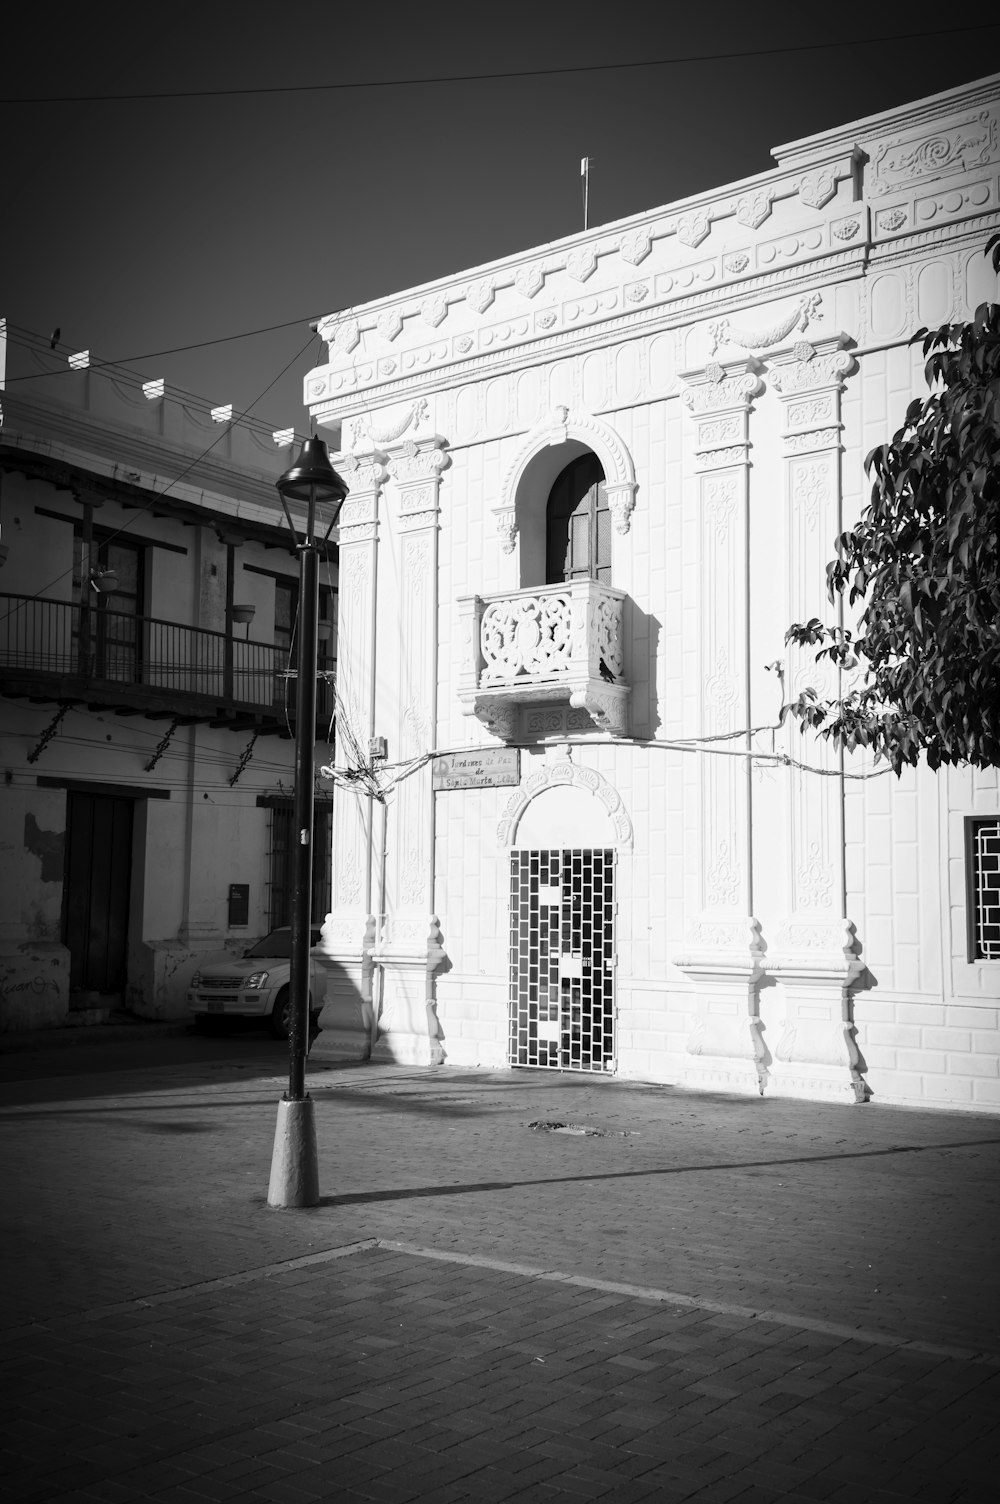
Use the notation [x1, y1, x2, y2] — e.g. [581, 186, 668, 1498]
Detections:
[267, 1096, 320, 1208]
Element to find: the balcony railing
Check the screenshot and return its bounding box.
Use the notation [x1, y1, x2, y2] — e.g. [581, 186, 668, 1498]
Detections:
[0, 594, 334, 725]
[456, 580, 630, 739]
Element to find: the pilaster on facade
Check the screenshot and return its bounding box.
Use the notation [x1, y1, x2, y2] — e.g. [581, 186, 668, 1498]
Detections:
[766, 335, 867, 1103]
[675, 358, 768, 1094]
[371, 434, 450, 1065]
[314, 450, 387, 1061]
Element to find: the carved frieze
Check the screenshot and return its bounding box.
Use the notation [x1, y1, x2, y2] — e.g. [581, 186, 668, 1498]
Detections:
[676, 210, 711, 247]
[619, 227, 652, 265]
[708, 292, 823, 355]
[466, 277, 496, 314]
[332, 318, 360, 355]
[797, 167, 837, 210]
[344, 399, 427, 451]
[515, 262, 544, 299]
[736, 190, 773, 229]
[377, 308, 403, 342]
[421, 294, 448, 328]
[566, 246, 598, 282]
[869, 107, 998, 197]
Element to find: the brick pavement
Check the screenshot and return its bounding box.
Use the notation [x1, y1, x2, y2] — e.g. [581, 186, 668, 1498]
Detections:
[1, 1047, 999, 1500]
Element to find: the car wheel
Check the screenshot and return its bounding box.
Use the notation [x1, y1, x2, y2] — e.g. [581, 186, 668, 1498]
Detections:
[269, 988, 291, 1040]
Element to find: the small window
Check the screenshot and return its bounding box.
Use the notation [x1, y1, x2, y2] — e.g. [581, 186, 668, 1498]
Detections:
[966, 817, 1000, 961]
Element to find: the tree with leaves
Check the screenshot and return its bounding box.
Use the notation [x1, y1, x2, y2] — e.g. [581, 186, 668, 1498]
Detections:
[784, 237, 1000, 775]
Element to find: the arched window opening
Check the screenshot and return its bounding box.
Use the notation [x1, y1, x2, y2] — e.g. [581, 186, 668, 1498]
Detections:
[545, 453, 610, 585]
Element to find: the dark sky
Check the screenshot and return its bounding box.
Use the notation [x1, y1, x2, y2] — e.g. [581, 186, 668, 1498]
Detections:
[4, 2, 998, 440]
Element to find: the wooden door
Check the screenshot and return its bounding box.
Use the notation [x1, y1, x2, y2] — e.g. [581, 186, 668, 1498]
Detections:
[64, 793, 134, 1000]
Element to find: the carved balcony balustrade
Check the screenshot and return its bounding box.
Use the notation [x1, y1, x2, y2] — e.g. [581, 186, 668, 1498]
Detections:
[456, 580, 630, 740]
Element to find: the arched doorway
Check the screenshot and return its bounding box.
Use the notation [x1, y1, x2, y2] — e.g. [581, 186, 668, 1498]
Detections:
[509, 780, 620, 1073]
[545, 453, 610, 585]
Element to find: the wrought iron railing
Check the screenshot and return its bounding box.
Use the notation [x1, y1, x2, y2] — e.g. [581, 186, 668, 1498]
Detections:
[0, 594, 335, 719]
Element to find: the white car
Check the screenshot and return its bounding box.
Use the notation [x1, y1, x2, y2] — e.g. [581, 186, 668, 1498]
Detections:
[188, 927, 323, 1038]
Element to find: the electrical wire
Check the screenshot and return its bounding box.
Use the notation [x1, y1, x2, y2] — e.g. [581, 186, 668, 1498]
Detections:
[2, 324, 305, 446]
[1, 318, 329, 413]
[0, 329, 317, 627]
[1, 316, 326, 376]
[3, 25, 998, 104]
[320, 731, 896, 788]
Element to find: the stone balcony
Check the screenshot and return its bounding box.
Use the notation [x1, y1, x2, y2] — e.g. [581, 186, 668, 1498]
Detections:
[456, 581, 630, 740]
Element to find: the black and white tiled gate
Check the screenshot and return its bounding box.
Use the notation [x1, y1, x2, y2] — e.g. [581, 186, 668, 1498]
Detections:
[509, 849, 615, 1072]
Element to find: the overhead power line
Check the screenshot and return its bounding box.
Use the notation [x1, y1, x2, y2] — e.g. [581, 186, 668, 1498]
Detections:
[2, 25, 998, 104]
[2, 316, 324, 378]
[2, 321, 331, 442]
[0, 330, 317, 626]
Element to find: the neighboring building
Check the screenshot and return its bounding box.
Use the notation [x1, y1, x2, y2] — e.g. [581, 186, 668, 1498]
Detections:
[0, 327, 336, 1030]
[304, 74, 1000, 1114]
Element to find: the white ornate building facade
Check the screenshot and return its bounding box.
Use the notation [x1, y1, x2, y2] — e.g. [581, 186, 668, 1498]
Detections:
[307, 74, 1000, 1113]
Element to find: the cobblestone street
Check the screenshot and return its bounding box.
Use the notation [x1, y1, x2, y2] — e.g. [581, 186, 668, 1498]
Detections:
[2, 1035, 998, 1501]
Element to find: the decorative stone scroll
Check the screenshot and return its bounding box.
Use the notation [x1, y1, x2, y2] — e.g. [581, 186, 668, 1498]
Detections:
[766, 334, 867, 1103]
[675, 357, 767, 1094]
[869, 106, 998, 197]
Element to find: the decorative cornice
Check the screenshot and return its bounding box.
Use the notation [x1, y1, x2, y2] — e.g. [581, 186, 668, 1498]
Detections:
[308, 245, 871, 424]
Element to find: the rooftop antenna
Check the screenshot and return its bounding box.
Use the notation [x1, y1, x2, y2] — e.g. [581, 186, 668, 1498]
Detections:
[581, 156, 591, 231]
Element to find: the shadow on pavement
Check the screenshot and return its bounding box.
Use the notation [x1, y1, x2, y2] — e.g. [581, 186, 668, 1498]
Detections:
[312, 1134, 1000, 1207]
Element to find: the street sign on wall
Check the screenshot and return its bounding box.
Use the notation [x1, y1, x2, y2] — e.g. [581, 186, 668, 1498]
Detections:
[432, 748, 521, 790]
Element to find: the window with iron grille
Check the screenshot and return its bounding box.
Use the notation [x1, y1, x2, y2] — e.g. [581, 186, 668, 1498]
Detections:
[966, 817, 1000, 961]
[266, 801, 333, 931]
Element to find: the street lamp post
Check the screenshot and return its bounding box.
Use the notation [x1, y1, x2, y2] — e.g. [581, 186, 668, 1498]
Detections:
[267, 435, 346, 1209]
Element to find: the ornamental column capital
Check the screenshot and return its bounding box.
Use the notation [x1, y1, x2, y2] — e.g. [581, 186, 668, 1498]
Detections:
[681, 358, 763, 471]
[681, 356, 765, 416]
[335, 451, 388, 545]
[768, 335, 856, 396]
[385, 435, 451, 533]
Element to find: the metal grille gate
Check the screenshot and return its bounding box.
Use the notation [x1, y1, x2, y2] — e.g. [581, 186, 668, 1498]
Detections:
[509, 849, 616, 1072]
